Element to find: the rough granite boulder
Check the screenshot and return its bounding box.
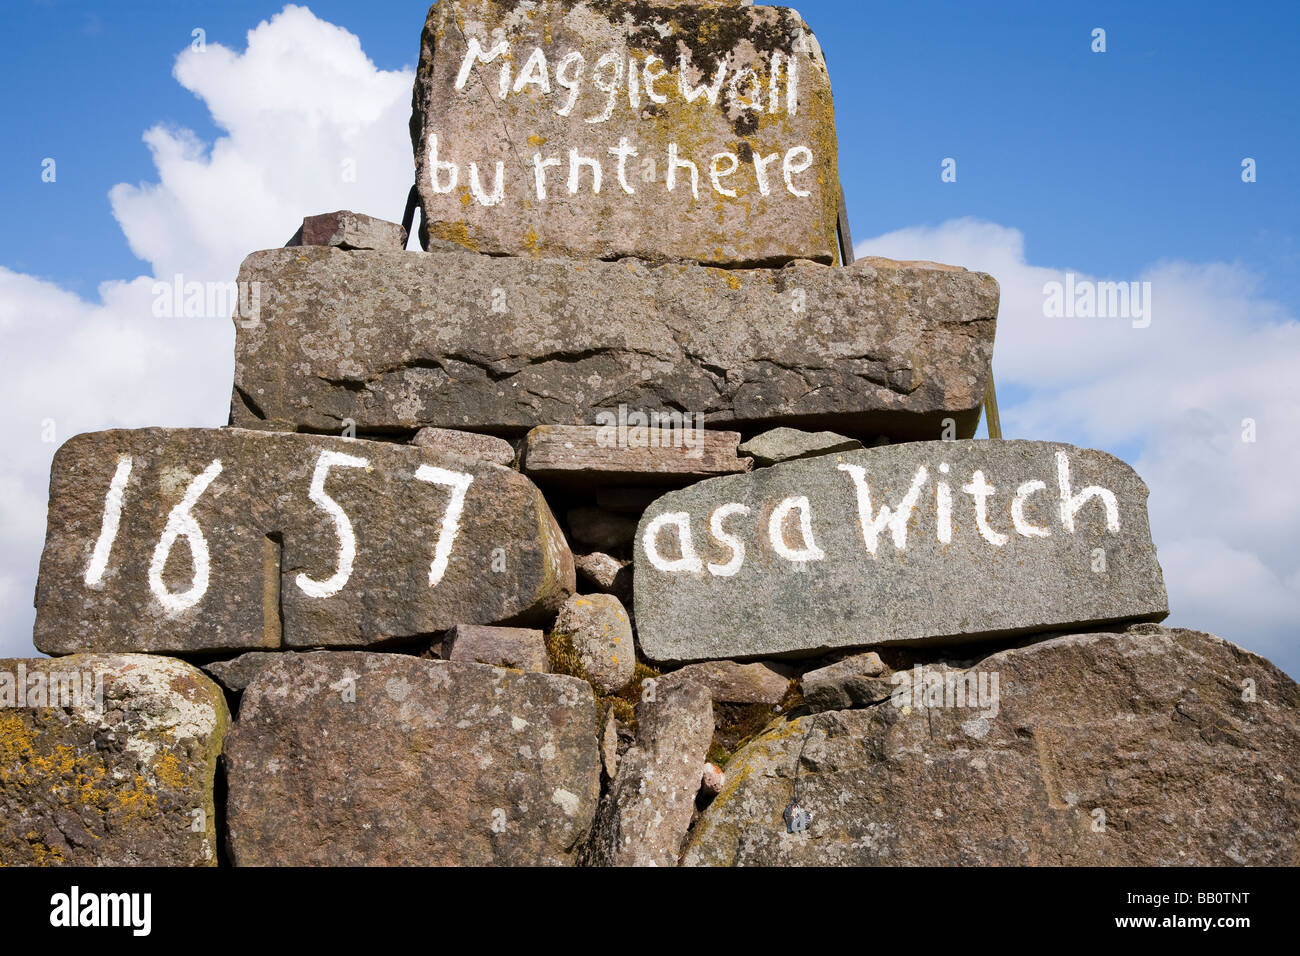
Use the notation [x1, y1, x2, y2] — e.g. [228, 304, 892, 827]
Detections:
[230, 248, 998, 442]
[411, 0, 841, 265]
[225, 652, 601, 866]
[684, 627, 1300, 866]
[554, 594, 636, 694]
[0, 654, 229, 866]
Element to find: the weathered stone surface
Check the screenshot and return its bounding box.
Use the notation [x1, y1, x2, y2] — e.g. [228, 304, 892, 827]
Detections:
[685, 627, 1300, 866]
[34, 428, 573, 654]
[601, 707, 621, 780]
[568, 507, 638, 551]
[411, 0, 840, 266]
[413, 427, 516, 467]
[445, 624, 549, 672]
[584, 678, 714, 866]
[230, 248, 997, 442]
[202, 651, 291, 694]
[635, 440, 1168, 663]
[799, 651, 890, 712]
[225, 652, 600, 865]
[574, 551, 629, 591]
[739, 426, 861, 465]
[660, 659, 792, 704]
[523, 425, 750, 486]
[554, 594, 635, 694]
[287, 210, 407, 250]
[0, 655, 228, 866]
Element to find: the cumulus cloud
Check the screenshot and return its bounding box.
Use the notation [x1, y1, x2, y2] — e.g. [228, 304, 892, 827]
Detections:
[857, 221, 1300, 675]
[111, 4, 413, 283]
[0, 5, 414, 658]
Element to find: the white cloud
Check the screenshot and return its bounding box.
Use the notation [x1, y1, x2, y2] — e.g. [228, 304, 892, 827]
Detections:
[110, 3, 414, 283]
[858, 221, 1300, 676]
[0, 5, 414, 659]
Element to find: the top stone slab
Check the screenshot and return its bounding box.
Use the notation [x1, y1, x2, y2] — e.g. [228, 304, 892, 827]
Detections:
[410, 0, 840, 265]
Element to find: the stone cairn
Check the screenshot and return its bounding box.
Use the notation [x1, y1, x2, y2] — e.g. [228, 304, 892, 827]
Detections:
[4, 0, 1296, 867]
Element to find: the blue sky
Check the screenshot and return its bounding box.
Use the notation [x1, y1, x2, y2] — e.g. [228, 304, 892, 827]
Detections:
[1, 1, 1297, 673]
[5, 1, 1296, 301]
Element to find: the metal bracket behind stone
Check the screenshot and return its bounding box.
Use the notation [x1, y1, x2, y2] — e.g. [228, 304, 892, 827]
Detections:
[400, 184, 420, 250]
[836, 185, 854, 266]
[983, 362, 1002, 439]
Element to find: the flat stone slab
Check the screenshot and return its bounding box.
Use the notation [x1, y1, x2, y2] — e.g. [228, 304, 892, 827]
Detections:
[685, 627, 1300, 865]
[634, 440, 1168, 663]
[411, 0, 840, 266]
[34, 428, 573, 655]
[413, 427, 516, 467]
[523, 425, 750, 485]
[231, 249, 997, 442]
[0, 655, 229, 866]
[445, 624, 549, 673]
[739, 426, 861, 465]
[224, 652, 600, 865]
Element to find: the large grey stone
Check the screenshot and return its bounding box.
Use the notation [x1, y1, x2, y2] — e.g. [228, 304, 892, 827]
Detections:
[225, 652, 600, 865]
[34, 428, 573, 654]
[0, 655, 229, 866]
[230, 248, 997, 442]
[634, 440, 1168, 663]
[684, 627, 1300, 866]
[411, 0, 840, 266]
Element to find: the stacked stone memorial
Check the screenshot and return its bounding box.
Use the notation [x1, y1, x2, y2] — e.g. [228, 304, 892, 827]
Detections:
[4, 0, 1296, 866]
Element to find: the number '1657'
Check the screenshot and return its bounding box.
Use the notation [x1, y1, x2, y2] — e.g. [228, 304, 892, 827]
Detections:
[81, 450, 474, 615]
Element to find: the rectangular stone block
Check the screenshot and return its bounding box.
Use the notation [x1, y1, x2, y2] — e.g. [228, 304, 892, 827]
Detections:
[225, 653, 600, 865]
[633, 440, 1169, 662]
[522, 424, 750, 485]
[411, 0, 840, 265]
[34, 428, 573, 655]
[231, 248, 997, 441]
[445, 624, 549, 672]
